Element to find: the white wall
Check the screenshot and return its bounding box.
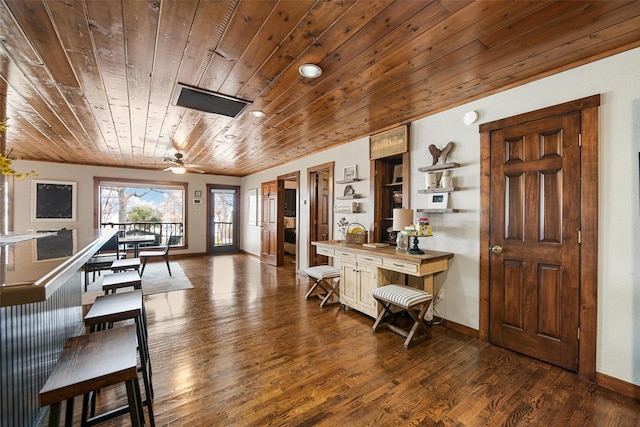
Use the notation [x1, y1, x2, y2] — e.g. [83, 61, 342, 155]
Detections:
[10, 161, 241, 255]
[9, 47, 639, 387]
[240, 47, 640, 387]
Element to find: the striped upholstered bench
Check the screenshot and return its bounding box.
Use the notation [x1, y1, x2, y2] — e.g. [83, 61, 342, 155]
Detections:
[303, 265, 341, 307]
[371, 284, 433, 348]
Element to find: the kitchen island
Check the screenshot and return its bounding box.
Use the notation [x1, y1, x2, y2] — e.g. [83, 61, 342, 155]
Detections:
[0, 229, 117, 426]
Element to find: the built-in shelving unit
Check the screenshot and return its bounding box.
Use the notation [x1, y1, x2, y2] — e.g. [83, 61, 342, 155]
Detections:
[372, 152, 410, 244]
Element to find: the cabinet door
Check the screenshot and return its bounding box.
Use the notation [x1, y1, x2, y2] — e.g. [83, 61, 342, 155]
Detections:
[340, 260, 357, 306]
[357, 264, 378, 317]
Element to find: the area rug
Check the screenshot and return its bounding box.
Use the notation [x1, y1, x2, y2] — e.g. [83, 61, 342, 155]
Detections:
[82, 261, 194, 305]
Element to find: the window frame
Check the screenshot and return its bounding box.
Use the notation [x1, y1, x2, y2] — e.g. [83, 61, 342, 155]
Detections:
[93, 176, 188, 248]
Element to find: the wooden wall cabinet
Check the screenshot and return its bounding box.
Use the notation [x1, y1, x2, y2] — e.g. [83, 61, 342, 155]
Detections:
[371, 152, 410, 244]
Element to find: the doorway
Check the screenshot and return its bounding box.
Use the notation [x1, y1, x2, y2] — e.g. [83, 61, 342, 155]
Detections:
[278, 171, 300, 272]
[208, 185, 240, 254]
[307, 162, 334, 267]
[479, 95, 600, 379]
[260, 180, 283, 266]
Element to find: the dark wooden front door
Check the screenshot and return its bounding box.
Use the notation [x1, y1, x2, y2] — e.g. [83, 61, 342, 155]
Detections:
[261, 180, 283, 266]
[489, 112, 581, 371]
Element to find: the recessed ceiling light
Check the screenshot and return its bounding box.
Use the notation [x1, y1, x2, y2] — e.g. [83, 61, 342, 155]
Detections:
[250, 110, 266, 118]
[299, 64, 322, 78]
[224, 134, 237, 139]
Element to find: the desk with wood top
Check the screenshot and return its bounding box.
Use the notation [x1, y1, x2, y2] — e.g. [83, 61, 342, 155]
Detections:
[311, 241, 453, 318]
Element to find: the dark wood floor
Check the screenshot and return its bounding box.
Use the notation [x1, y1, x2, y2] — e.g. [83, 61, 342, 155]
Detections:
[85, 254, 640, 426]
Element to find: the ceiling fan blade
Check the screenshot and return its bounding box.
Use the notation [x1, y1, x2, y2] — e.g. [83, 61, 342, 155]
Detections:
[162, 166, 173, 171]
[189, 167, 206, 174]
[162, 157, 176, 163]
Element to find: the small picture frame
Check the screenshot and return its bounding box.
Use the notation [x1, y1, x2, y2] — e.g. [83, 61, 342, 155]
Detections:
[193, 198, 202, 205]
[344, 165, 357, 181]
[427, 193, 449, 210]
[194, 190, 202, 197]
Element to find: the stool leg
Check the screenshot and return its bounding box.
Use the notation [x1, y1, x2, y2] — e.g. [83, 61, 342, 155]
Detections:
[136, 317, 154, 399]
[403, 301, 432, 349]
[64, 398, 74, 427]
[371, 301, 392, 332]
[48, 402, 61, 427]
[319, 279, 339, 307]
[305, 279, 321, 300]
[125, 379, 144, 427]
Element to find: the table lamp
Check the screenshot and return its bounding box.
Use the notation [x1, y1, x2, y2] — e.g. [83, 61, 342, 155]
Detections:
[392, 208, 413, 251]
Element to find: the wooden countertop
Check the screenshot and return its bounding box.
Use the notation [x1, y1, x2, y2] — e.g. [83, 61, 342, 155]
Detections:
[0, 229, 117, 307]
[312, 240, 453, 264]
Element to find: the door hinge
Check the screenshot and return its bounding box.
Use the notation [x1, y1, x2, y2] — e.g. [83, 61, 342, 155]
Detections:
[578, 230, 582, 244]
[577, 327, 580, 341]
[578, 134, 582, 147]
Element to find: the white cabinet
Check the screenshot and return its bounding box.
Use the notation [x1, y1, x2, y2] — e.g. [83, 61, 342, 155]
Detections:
[340, 259, 378, 318]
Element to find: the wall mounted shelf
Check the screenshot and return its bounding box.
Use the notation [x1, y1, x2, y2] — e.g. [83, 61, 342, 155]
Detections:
[417, 208, 459, 214]
[417, 162, 460, 172]
[417, 187, 458, 194]
[336, 178, 363, 184]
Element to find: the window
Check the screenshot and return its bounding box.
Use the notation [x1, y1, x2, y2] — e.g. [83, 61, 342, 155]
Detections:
[94, 177, 187, 247]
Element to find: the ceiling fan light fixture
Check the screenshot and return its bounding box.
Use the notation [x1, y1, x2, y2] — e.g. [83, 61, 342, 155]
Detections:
[171, 166, 186, 174]
[299, 64, 322, 78]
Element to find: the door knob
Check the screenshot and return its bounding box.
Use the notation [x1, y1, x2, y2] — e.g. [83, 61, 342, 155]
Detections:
[491, 245, 503, 253]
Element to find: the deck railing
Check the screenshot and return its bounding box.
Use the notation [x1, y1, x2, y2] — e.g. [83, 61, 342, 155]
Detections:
[101, 222, 184, 246]
[214, 221, 233, 246]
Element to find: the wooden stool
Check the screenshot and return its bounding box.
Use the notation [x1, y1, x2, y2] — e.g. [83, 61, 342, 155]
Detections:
[371, 285, 433, 349]
[111, 257, 141, 273]
[303, 265, 341, 307]
[39, 325, 145, 426]
[102, 271, 142, 295]
[84, 290, 154, 426]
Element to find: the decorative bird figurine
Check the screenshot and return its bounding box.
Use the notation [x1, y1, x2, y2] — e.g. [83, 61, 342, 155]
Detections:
[428, 141, 454, 165]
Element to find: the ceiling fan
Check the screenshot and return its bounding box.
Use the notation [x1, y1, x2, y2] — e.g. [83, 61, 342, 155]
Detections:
[162, 152, 205, 174]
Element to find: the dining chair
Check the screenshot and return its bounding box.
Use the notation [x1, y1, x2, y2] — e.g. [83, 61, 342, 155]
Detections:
[138, 233, 172, 277]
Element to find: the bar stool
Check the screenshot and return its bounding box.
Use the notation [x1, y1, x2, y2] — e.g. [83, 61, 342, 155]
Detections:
[303, 265, 341, 307]
[84, 290, 154, 426]
[39, 325, 145, 426]
[102, 270, 142, 295]
[111, 257, 141, 273]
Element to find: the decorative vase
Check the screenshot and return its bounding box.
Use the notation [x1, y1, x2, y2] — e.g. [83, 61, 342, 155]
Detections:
[396, 232, 408, 251]
[393, 191, 402, 204]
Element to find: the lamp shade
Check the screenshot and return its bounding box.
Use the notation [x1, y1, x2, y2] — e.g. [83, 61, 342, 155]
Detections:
[392, 208, 414, 231]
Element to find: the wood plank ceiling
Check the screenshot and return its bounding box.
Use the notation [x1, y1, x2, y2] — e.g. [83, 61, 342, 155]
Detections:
[1, 0, 639, 177]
